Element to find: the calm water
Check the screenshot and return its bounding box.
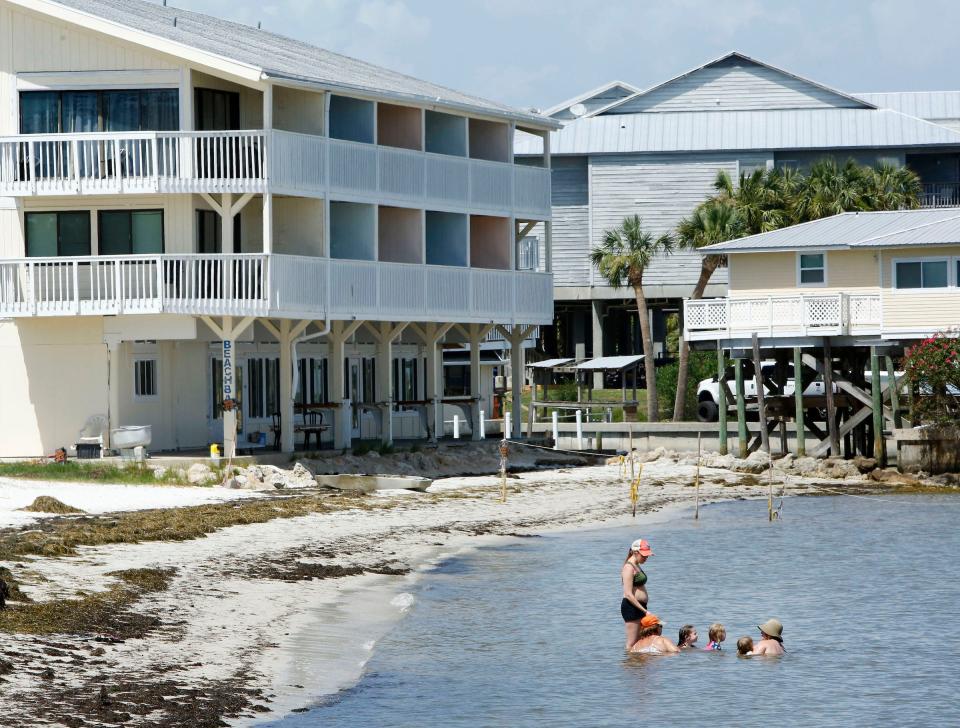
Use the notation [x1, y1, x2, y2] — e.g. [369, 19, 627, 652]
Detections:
[266, 495, 960, 728]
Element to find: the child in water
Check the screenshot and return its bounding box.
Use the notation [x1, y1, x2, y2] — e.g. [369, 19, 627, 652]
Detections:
[677, 624, 698, 649]
[704, 623, 726, 651]
[736, 636, 754, 656]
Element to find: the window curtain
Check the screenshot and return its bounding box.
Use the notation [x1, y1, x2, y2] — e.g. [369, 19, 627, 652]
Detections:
[19, 92, 59, 134]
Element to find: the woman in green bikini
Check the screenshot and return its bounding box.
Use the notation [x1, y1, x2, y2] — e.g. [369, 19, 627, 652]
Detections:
[620, 538, 653, 649]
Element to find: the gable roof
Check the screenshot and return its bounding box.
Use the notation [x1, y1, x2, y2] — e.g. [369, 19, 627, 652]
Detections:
[701, 209, 960, 254]
[589, 52, 876, 117]
[543, 80, 641, 119]
[513, 107, 960, 156]
[16, 0, 556, 128]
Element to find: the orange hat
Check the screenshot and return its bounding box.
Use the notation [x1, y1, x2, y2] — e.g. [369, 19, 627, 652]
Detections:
[630, 539, 654, 556]
[640, 614, 662, 629]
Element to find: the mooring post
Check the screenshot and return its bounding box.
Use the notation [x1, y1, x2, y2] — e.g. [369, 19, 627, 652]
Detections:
[628, 424, 635, 480]
[551, 410, 559, 450]
[717, 342, 728, 456]
[499, 438, 509, 503]
[823, 339, 840, 456]
[884, 354, 902, 429]
[751, 334, 770, 455]
[793, 346, 806, 457]
[871, 346, 887, 467]
[735, 357, 748, 459]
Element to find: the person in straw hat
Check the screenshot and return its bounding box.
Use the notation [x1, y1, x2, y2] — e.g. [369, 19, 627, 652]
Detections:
[753, 618, 785, 655]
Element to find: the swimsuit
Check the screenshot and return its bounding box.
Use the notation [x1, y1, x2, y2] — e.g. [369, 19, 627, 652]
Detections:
[620, 563, 648, 622]
[705, 641, 722, 651]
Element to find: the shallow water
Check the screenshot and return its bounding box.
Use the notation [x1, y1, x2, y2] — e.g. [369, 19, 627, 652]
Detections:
[265, 495, 960, 727]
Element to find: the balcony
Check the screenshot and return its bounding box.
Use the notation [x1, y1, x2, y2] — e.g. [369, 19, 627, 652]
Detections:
[0, 254, 554, 325]
[0, 130, 552, 218]
[919, 182, 960, 208]
[684, 293, 882, 342]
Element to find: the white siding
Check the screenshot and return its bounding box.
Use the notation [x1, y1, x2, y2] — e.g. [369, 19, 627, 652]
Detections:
[588, 152, 769, 288]
[550, 157, 589, 286]
[613, 59, 864, 114]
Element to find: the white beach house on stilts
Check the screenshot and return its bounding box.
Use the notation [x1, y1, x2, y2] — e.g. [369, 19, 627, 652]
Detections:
[0, 0, 556, 457]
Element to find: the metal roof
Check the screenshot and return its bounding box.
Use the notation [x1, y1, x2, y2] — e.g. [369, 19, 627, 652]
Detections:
[575, 355, 644, 371]
[39, 0, 556, 128]
[514, 108, 960, 156]
[594, 51, 875, 118]
[543, 80, 641, 119]
[701, 209, 960, 253]
[528, 358, 575, 369]
[855, 91, 960, 120]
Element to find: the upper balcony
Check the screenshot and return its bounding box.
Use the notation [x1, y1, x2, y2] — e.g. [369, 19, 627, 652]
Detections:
[0, 130, 552, 219]
[684, 293, 882, 342]
[0, 253, 554, 325]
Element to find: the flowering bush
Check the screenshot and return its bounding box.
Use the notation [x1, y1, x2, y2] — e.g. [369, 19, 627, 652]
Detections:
[903, 329, 960, 426]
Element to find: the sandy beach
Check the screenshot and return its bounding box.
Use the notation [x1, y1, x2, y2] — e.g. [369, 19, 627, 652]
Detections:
[0, 444, 920, 727]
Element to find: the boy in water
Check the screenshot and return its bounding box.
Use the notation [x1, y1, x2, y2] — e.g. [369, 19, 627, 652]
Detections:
[736, 636, 754, 656]
[704, 623, 726, 651]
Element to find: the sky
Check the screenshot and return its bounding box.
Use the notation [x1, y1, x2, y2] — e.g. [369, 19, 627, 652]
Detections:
[173, 0, 960, 112]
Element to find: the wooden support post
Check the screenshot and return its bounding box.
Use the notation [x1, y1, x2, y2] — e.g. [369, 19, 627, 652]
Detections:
[735, 358, 748, 459]
[694, 431, 701, 520]
[885, 354, 903, 429]
[793, 347, 806, 457]
[823, 339, 840, 457]
[871, 346, 887, 467]
[717, 342, 728, 456]
[751, 334, 770, 455]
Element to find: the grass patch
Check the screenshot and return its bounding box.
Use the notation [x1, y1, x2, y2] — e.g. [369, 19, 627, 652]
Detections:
[20, 496, 85, 514]
[0, 461, 185, 486]
[0, 567, 174, 636]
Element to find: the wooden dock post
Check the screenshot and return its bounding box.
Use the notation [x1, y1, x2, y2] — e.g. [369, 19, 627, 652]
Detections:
[884, 354, 903, 429]
[871, 346, 887, 467]
[823, 339, 840, 456]
[793, 346, 806, 457]
[751, 334, 770, 455]
[694, 430, 701, 520]
[717, 342, 728, 456]
[735, 358, 748, 459]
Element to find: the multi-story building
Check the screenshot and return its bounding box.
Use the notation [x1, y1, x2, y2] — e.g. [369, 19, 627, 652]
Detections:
[0, 0, 556, 457]
[516, 52, 960, 371]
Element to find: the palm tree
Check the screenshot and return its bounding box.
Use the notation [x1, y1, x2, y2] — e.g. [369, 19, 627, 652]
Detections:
[864, 162, 922, 211]
[591, 215, 675, 422]
[672, 199, 745, 420]
[714, 168, 787, 234]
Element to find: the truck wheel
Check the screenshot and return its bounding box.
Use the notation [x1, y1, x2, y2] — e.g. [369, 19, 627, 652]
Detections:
[697, 400, 719, 422]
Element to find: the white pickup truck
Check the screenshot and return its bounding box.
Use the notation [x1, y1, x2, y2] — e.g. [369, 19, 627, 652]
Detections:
[695, 362, 827, 422]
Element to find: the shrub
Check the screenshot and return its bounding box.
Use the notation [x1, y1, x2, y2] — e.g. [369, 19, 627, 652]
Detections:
[903, 330, 960, 426]
[656, 351, 719, 420]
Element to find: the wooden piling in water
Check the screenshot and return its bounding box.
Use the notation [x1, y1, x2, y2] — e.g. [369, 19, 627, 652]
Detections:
[885, 354, 902, 429]
[752, 334, 771, 455]
[823, 339, 840, 456]
[871, 346, 887, 467]
[735, 358, 748, 459]
[717, 342, 728, 456]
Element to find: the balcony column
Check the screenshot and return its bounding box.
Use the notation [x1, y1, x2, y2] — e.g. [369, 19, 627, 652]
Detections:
[365, 322, 408, 446]
[410, 322, 454, 442]
[466, 324, 494, 441]
[591, 300, 604, 390]
[201, 315, 254, 459]
[104, 335, 122, 452]
[497, 324, 536, 439]
[326, 320, 364, 450]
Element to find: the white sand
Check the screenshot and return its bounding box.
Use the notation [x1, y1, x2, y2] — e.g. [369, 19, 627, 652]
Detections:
[0, 457, 835, 726]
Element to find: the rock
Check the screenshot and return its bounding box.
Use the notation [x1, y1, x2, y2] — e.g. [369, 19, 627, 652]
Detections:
[851, 456, 878, 474]
[772, 453, 795, 471]
[90, 647, 105, 657]
[151, 466, 168, 480]
[702, 453, 735, 470]
[869, 468, 924, 487]
[289, 462, 317, 488]
[820, 457, 863, 479]
[186, 463, 216, 485]
[223, 477, 241, 490]
[639, 446, 674, 463]
[0, 658, 12, 675]
[793, 456, 821, 476]
[732, 451, 769, 474]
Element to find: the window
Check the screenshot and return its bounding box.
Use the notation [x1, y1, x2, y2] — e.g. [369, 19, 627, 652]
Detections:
[99, 210, 164, 255]
[296, 358, 328, 406]
[445, 365, 469, 397]
[134, 359, 158, 398]
[393, 357, 419, 404]
[798, 252, 826, 285]
[894, 259, 949, 289]
[248, 357, 280, 419]
[19, 89, 178, 134]
[194, 88, 240, 131]
[25, 211, 90, 257]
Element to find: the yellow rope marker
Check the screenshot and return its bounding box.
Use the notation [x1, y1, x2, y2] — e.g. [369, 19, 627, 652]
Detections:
[630, 462, 643, 518]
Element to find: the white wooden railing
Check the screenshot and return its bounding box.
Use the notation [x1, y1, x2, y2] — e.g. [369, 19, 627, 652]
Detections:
[0, 131, 267, 195]
[684, 293, 882, 340]
[0, 130, 551, 217]
[0, 254, 554, 324]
